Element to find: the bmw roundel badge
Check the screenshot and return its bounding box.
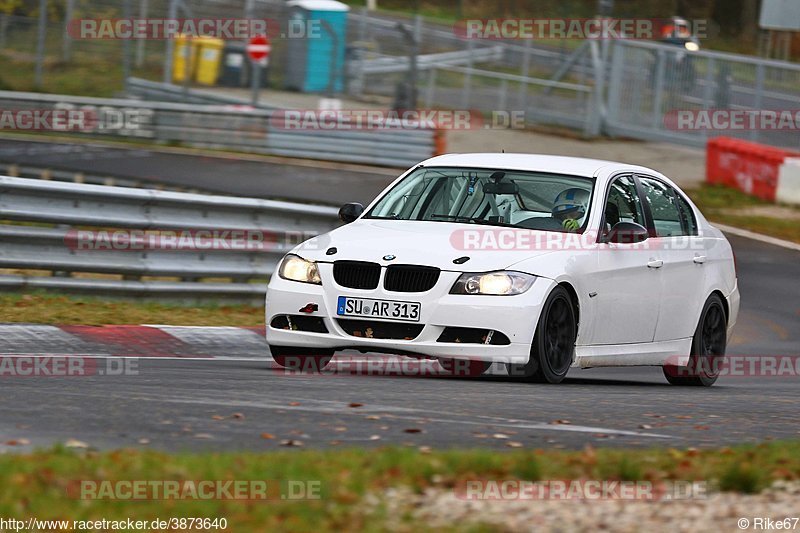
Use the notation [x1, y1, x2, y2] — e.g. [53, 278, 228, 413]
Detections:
[383, 254, 396, 261]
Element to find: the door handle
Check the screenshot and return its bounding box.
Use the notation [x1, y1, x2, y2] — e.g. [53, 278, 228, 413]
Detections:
[647, 259, 664, 269]
[693, 255, 706, 264]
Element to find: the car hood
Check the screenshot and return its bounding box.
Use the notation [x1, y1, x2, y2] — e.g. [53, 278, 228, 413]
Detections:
[293, 219, 559, 272]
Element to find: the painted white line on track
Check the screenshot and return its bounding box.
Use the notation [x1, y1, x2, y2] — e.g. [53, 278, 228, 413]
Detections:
[142, 325, 247, 329]
[128, 393, 674, 439]
[0, 353, 257, 361]
[0, 353, 384, 363]
[395, 415, 673, 439]
[715, 223, 800, 252]
[0, 352, 114, 357]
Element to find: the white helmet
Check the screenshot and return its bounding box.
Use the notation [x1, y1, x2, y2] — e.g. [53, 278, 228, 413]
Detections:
[552, 188, 590, 219]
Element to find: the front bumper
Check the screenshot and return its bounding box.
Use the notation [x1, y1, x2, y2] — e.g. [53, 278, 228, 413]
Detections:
[265, 267, 554, 365]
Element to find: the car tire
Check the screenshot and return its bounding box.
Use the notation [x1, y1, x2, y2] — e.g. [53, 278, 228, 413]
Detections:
[438, 358, 492, 377]
[663, 294, 726, 387]
[506, 285, 576, 384]
[269, 345, 334, 372]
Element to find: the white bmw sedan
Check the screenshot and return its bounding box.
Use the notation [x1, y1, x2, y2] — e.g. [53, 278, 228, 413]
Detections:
[265, 154, 739, 386]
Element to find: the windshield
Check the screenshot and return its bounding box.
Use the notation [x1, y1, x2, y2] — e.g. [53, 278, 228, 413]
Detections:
[365, 167, 594, 232]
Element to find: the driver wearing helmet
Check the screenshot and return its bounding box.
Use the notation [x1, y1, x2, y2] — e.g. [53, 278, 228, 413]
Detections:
[552, 188, 590, 232]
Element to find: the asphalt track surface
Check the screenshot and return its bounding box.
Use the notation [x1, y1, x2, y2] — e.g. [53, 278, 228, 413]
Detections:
[0, 137, 397, 205]
[0, 236, 798, 452]
[0, 138, 797, 451]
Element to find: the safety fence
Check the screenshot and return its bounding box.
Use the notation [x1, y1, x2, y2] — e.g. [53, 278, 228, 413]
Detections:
[5, 1, 798, 149]
[605, 39, 800, 151]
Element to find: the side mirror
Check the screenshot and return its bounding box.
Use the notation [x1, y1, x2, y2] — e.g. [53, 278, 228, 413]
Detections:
[338, 202, 364, 223]
[605, 221, 649, 244]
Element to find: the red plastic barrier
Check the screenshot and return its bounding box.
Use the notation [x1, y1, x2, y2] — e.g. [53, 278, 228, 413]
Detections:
[706, 137, 800, 202]
[433, 128, 447, 156]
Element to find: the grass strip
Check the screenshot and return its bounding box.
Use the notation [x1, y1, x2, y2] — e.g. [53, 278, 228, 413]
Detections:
[0, 441, 797, 531]
[0, 292, 264, 326]
[687, 184, 800, 244]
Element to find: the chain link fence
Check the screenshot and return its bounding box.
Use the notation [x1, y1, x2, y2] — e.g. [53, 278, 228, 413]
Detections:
[0, 0, 289, 94]
[605, 39, 800, 150]
[1, 2, 798, 149]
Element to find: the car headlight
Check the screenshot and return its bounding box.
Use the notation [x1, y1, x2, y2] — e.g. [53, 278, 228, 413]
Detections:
[684, 41, 699, 51]
[279, 254, 321, 285]
[450, 271, 536, 295]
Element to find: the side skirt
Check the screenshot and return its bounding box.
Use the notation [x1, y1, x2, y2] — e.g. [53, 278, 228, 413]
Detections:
[574, 338, 692, 368]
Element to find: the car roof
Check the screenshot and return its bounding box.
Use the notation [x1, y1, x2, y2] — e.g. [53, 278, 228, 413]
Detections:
[418, 153, 665, 181]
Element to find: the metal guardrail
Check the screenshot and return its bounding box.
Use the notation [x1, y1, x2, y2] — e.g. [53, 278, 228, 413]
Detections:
[0, 162, 204, 193]
[0, 176, 340, 302]
[358, 47, 505, 75]
[0, 90, 440, 168]
[125, 78, 279, 109]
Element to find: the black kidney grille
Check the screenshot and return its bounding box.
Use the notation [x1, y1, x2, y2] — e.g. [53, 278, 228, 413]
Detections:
[333, 261, 381, 289]
[384, 265, 440, 292]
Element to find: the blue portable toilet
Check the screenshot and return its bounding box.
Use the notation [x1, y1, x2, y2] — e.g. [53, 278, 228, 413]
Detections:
[284, 0, 349, 93]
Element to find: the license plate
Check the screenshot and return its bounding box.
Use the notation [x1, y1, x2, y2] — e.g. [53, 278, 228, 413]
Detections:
[336, 296, 421, 322]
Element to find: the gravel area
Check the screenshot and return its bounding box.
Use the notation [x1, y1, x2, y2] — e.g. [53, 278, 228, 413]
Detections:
[375, 482, 800, 532]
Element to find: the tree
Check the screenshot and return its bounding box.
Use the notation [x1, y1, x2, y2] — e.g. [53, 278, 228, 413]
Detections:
[741, 0, 759, 43]
[0, 0, 22, 15]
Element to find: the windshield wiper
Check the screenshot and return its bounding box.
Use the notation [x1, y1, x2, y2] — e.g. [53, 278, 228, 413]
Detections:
[430, 214, 515, 227]
[431, 214, 478, 222]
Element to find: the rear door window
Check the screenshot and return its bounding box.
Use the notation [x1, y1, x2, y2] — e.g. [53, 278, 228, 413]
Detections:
[638, 177, 687, 237]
